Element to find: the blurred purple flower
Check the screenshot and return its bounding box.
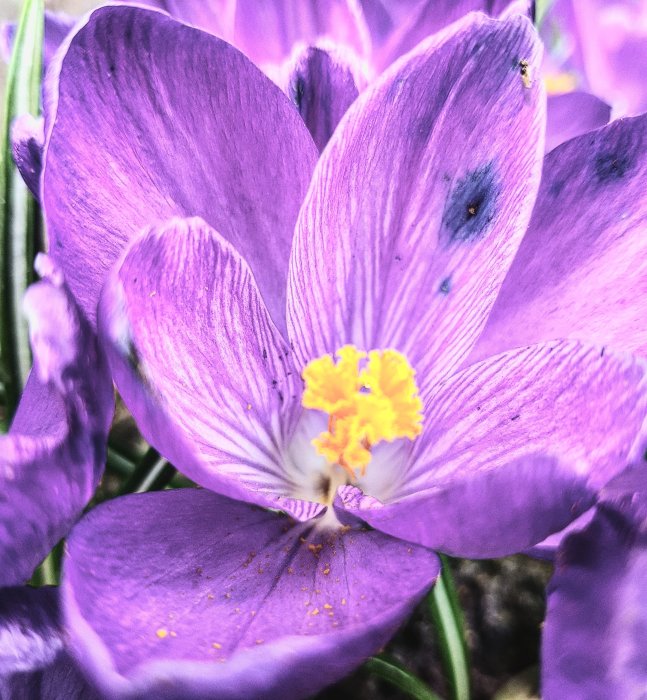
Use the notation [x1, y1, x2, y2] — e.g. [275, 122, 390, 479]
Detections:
[543, 462, 647, 697]
[0, 259, 112, 695]
[0, 586, 99, 699]
[541, 0, 647, 117]
[0, 255, 113, 588]
[35, 6, 647, 698]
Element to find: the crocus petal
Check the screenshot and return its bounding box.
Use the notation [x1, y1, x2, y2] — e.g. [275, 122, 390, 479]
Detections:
[11, 114, 44, 201]
[376, 0, 533, 70]
[287, 44, 361, 152]
[63, 488, 439, 700]
[99, 217, 310, 515]
[0, 257, 113, 586]
[336, 341, 647, 557]
[0, 586, 99, 700]
[545, 91, 611, 153]
[472, 115, 647, 363]
[543, 505, 647, 698]
[42, 5, 317, 331]
[232, 0, 371, 66]
[288, 13, 545, 398]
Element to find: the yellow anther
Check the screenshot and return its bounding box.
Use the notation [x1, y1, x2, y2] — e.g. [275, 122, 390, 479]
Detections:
[302, 345, 365, 414]
[302, 345, 423, 477]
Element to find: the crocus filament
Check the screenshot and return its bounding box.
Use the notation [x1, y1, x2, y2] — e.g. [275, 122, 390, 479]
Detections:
[302, 345, 423, 478]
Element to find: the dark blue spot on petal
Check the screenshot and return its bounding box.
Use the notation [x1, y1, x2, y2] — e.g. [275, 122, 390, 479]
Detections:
[442, 163, 500, 244]
[595, 151, 633, 182]
[594, 130, 636, 183]
[439, 276, 452, 295]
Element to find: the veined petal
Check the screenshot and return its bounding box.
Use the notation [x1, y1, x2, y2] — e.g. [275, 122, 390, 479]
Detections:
[0, 586, 99, 700]
[287, 13, 545, 399]
[472, 114, 647, 363]
[543, 504, 647, 698]
[42, 5, 316, 331]
[336, 341, 647, 557]
[0, 258, 113, 586]
[99, 217, 307, 514]
[62, 489, 439, 700]
[545, 92, 611, 153]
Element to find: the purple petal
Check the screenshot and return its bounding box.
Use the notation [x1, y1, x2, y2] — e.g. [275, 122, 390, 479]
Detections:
[472, 114, 647, 363]
[0, 258, 113, 585]
[42, 5, 316, 330]
[287, 44, 361, 152]
[287, 13, 545, 398]
[526, 508, 595, 561]
[99, 217, 309, 514]
[10, 114, 43, 201]
[545, 91, 611, 153]
[0, 586, 99, 700]
[336, 341, 647, 557]
[376, 1, 533, 70]
[62, 488, 439, 699]
[543, 504, 647, 698]
[232, 0, 370, 66]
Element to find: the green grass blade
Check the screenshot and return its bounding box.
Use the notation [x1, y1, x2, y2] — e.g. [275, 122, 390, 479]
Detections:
[428, 555, 470, 700]
[364, 657, 441, 700]
[0, 0, 44, 425]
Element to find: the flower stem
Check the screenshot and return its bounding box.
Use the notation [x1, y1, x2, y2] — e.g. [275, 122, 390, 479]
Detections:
[364, 656, 441, 700]
[428, 555, 470, 700]
[0, 0, 43, 423]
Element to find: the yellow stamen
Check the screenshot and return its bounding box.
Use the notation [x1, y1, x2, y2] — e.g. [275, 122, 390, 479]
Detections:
[302, 345, 423, 477]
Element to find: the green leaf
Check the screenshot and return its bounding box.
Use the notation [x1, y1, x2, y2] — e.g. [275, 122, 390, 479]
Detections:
[0, 0, 44, 426]
[364, 657, 441, 700]
[428, 555, 470, 700]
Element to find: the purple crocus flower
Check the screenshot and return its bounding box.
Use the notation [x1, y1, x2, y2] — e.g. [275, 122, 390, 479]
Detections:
[37, 6, 647, 698]
[0, 256, 113, 587]
[542, 462, 647, 698]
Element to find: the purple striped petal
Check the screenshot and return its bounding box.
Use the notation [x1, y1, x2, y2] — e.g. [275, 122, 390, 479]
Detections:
[42, 5, 316, 330]
[0, 258, 113, 586]
[336, 341, 647, 557]
[62, 488, 439, 700]
[98, 217, 312, 516]
[543, 503, 647, 698]
[287, 13, 545, 399]
[545, 91, 611, 153]
[472, 115, 647, 364]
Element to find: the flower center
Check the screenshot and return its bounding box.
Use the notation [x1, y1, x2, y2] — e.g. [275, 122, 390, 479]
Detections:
[301, 345, 423, 480]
